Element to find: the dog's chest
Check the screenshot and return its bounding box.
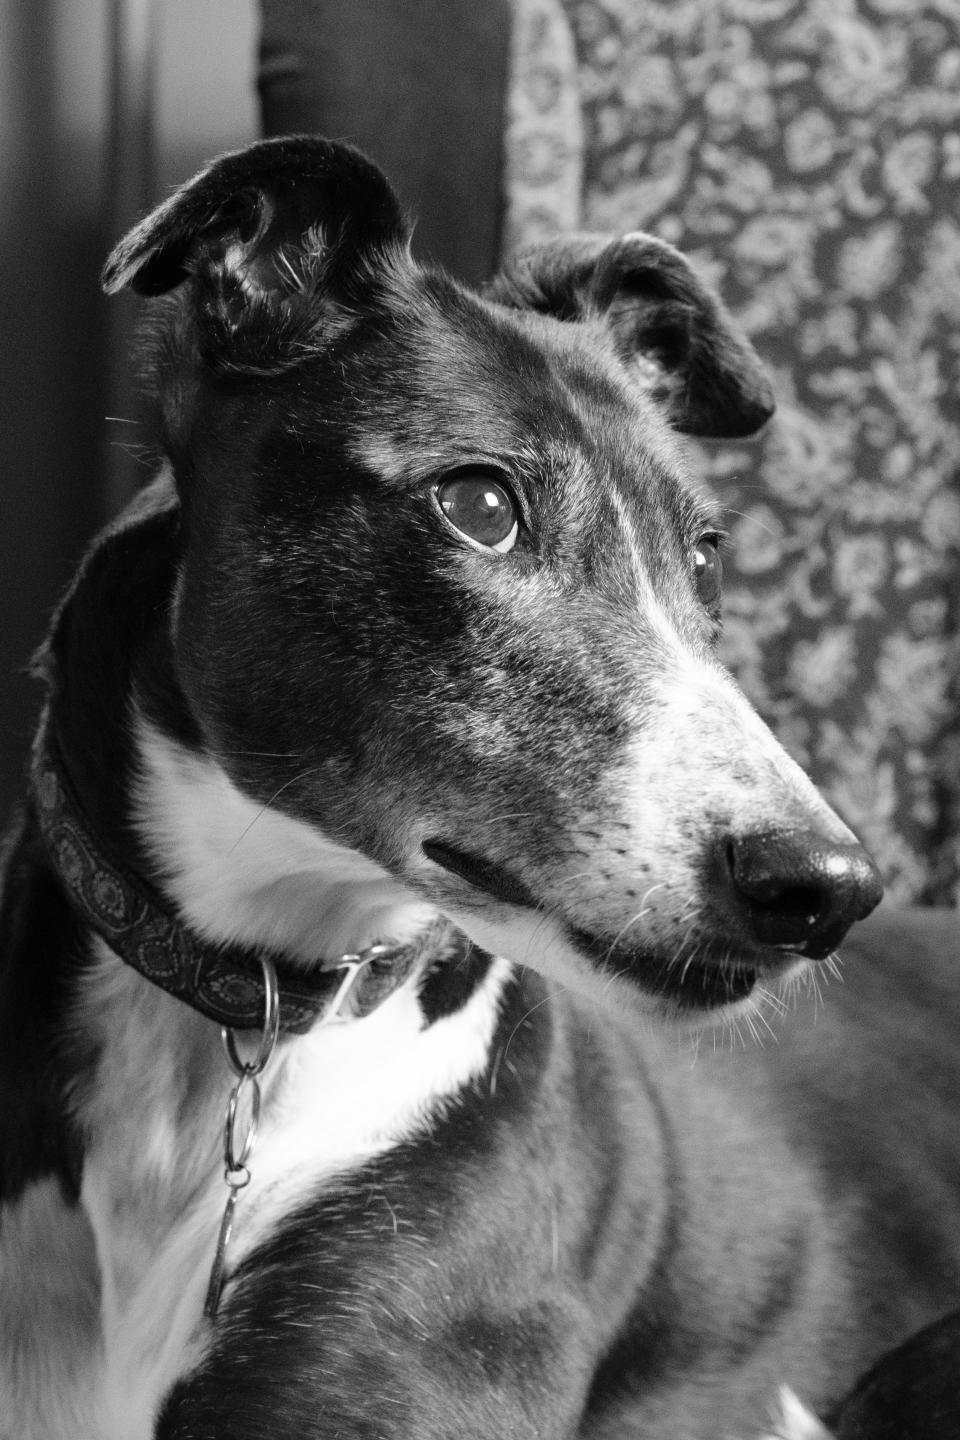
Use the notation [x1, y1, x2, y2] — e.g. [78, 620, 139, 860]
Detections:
[1, 943, 510, 1440]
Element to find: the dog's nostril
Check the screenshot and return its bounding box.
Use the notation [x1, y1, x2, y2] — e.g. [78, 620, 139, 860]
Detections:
[724, 839, 821, 922]
[724, 829, 884, 956]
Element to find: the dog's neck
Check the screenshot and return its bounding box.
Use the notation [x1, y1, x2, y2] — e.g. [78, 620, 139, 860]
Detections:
[31, 475, 454, 1034]
[130, 712, 439, 969]
[7, 709, 519, 1433]
[33, 706, 450, 1033]
[48, 925, 514, 1435]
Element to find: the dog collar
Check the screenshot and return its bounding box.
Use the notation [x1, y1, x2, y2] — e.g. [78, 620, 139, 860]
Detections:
[31, 727, 423, 1034]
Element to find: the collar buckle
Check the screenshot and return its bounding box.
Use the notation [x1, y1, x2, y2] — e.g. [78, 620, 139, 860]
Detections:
[323, 943, 402, 1025]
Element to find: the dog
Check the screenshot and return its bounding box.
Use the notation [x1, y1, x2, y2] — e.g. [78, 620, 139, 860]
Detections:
[2, 135, 959, 1440]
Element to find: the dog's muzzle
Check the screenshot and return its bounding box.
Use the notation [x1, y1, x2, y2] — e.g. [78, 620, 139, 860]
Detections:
[423, 826, 883, 1012]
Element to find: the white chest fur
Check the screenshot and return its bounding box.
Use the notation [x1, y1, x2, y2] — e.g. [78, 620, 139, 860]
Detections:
[1, 718, 512, 1439]
[131, 713, 440, 965]
[79, 944, 508, 1440]
[1, 942, 509, 1440]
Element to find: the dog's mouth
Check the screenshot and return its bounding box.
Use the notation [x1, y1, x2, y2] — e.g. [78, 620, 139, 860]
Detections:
[568, 926, 763, 1011]
[423, 840, 768, 1011]
[422, 840, 540, 909]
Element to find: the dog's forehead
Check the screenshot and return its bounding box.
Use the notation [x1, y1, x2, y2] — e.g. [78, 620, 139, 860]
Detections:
[348, 277, 706, 531]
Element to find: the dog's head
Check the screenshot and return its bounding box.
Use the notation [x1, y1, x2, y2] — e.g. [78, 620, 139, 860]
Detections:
[105, 136, 882, 1018]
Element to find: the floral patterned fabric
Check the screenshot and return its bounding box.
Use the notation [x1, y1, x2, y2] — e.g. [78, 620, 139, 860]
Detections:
[502, 0, 585, 256]
[504, 0, 960, 903]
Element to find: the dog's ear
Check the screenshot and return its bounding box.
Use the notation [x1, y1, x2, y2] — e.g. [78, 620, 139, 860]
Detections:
[486, 234, 774, 438]
[102, 136, 409, 369]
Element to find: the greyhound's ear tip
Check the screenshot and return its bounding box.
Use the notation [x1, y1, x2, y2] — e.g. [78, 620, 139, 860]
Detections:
[728, 347, 778, 435]
[100, 248, 137, 297]
[752, 388, 778, 429]
[100, 251, 137, 296]
[101, 135, 409, 312]
[723, 394, 777, 439]
[682, 365, 776, 439]
[100, 244, 177, 298]
[725, 376, 777, 437]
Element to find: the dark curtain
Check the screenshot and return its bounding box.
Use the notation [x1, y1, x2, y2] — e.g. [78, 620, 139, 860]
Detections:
[258, 0, 512, 286]
[1, 0, 107, 821]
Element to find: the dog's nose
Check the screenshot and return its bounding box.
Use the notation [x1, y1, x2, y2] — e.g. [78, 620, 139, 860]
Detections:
[724, 828, 884, 958]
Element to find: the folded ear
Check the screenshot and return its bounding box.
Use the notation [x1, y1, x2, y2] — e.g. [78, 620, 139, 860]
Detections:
[102, 135, 409, 371]
[486, 233, 774, 438]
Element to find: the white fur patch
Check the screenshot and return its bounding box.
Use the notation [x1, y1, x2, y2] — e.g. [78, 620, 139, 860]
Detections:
[0, 1180, 101, 1440]
[132, 713, 438, 963]
[35, 933, 510, 1440]
[9, 720, 513, 1438]
[131, 716, 648, 1019]
[759, 1386, 834, 1440]
[228, 949, 513, 1272]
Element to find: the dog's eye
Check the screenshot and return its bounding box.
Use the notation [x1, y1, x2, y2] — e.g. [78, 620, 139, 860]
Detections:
[693, 537, 723, 607]
[436, 472, 518, 553]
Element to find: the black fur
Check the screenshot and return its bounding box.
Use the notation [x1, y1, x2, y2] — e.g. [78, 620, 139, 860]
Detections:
[4, 139, 925, 1440]
[0, 486, 187, 1204]
[0, 817, 87, 1203]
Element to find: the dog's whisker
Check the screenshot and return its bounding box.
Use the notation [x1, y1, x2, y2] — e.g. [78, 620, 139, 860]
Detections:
[671, 912, 705, 983]
[215, 748, 308, 760]
[226, 768, 322, 854]
[720, 506, 782, 540]
[823, 952, 844, 983]
[109, 440, 156, 466]
[749, 990, 782, 1042]
[678, 942, 702, 988]
[275, 246, 308, 294]
[757, 984, 788, 1021]
[552, 869, 599, 890]
[601, 907, 656, 965]
[600, 966, 631, 998]
[803, 965, 826, 1017]
[595, 882, 672, 967]
[493, 990, 567, 1096]
[467, 812, 537, 827]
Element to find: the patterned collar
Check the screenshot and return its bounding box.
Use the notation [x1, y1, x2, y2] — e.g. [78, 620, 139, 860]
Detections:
[30, 722, 423, 1035]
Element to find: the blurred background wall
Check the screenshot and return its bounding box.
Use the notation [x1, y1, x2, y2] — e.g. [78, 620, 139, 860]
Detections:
[0, 0, 256, 820]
